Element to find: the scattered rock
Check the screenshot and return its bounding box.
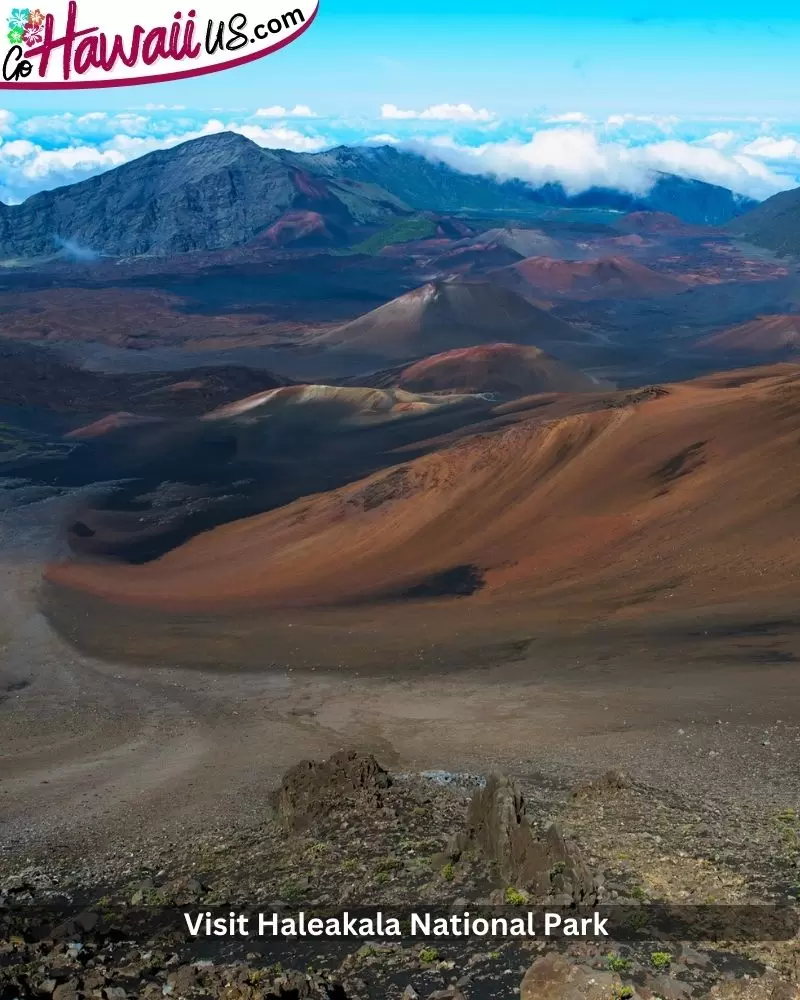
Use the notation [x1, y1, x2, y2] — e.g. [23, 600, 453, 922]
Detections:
[571, 769, 630, 798]
[264, 970, 348, 998]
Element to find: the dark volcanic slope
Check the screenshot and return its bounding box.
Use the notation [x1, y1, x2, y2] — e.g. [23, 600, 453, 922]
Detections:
[0, 340, 292, 416]
[315, 278, 588, 363]
[729, 184, 800, 256]
[0, 133, 410, 258]
[51, 385, 497, 562]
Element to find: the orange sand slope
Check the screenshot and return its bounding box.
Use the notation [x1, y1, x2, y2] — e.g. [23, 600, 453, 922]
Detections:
[698, 315, 800, 354]
[395, 343, 602, 396]
[47, 365, 800, 621]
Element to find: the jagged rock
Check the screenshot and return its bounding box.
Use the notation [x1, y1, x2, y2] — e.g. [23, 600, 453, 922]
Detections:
[520, 954, 622, 1000]
[570, 769, 630, 798]
[273, 751, 392, 831]
[449, 773, 597, 902]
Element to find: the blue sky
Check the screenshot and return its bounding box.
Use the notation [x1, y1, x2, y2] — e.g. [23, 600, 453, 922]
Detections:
[3, 0, 800, 203]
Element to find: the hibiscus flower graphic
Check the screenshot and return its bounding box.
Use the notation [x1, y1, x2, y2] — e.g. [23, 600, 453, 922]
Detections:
[7, 25, 23, 43]
[22, 21, 41, 44]
[26, 6, 44, 25]
[7, 7, 30, 31]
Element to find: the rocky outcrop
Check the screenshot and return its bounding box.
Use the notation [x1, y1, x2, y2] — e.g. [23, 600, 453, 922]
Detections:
[520, 954, 619, 1000]
[273, 750, 392, 831]
[446, 773, 598, 903]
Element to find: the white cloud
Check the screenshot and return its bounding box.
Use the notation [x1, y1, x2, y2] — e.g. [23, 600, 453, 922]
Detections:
[412, 127, 792, 200]
[0, 138, 126, 196]
[742, 135, 800, 160]
[604, 113, 680, 133]
[696, 131, 738, 150]
[380, 104, 418, 120]
[380, 102, 495, 122]
[545, 111, 590, 124]
[254, 104, 317, 118]
[365, 133, 400, 144]
[15, 111, 151, 139]
[0, 110, 15, 135]
[235, 123, 327, 150]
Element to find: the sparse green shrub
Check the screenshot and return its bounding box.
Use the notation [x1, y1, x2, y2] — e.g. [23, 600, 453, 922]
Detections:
[441, 863, 455, 881]
[607, 953, 632, 973]
[504, 886, 528, 905]
[650, 951, 671, 969]
[611, 986, 634, 1000]
[419, 946, 440, 963]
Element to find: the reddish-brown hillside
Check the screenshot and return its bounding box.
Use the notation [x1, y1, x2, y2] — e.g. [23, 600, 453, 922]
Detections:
[509, 255, 689, 299]
[47, 365, 800, 631]
[392, 343, 601, 396]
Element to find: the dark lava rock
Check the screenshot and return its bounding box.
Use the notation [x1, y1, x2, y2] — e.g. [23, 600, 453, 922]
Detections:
[447, 773, 598, 902]
[273, 751, 392, 832]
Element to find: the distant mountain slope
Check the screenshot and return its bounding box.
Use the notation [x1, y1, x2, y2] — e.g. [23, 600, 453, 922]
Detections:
[0, 133, 411, 259]
[0, 132, 758, 259]
[315, 278, 587, 363]
[302, 145, 757, 224]
[728, 186, 800, 255]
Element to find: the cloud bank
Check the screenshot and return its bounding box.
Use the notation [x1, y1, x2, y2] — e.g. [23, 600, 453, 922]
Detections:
[1, 104, 799, 205]
[413, 128, 789, 200]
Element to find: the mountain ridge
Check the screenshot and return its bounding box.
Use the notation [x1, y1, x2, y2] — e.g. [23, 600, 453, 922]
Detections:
[0, 132, 759, 259]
